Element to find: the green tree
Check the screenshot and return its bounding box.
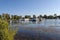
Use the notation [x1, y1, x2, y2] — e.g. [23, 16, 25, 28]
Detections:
[37, 15, 42, 21]
[54, 14, 57, 19]
[11, 15, 21, 20]
[33, 15, 36, 18]
[0, 15, 2, 19]
[25, 15, 31, 19]
[38, 15, 42, 18]
[2, 13, 10, 20]
[57, 15, 60, 19]
[2, 13, 10, 23]
[43, 15, 47, 19]
[47, 15, 54, 19]
[11, 15, 22, 23]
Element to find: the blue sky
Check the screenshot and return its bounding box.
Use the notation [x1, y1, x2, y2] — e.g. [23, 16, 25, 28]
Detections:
[0, 0, 60, 16]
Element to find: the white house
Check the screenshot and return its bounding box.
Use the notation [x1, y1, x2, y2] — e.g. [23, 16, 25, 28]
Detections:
[24, 18, 29, 22]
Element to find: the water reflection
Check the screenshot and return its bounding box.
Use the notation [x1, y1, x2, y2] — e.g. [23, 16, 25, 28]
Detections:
[12, 19, 60, 40]
[10, 19, 60, 27]
[9, 19, 60, 32]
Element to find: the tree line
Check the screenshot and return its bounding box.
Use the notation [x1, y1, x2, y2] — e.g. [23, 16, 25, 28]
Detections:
[0, 13, 60, 20]
[1, 13, 60, 22]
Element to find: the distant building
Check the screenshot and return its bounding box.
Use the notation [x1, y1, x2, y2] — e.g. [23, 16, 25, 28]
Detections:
[18, 17, 42, 23]
[24, 18, 29, 22]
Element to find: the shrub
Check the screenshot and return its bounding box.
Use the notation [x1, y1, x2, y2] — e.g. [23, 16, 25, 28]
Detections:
[0, 19, 17, 40]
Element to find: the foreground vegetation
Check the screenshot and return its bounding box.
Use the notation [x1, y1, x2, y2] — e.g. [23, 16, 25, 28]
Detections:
[0, 19, 17, 40]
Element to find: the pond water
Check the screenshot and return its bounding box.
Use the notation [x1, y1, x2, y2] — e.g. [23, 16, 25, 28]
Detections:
[10, 19, 60, 26]
[40, 19, 60, 26]
[13, 19, 60, 40]
[10, 19, 60, 28]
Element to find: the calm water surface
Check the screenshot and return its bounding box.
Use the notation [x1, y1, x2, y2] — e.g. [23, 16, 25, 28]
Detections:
[12, 19, 60, 40]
